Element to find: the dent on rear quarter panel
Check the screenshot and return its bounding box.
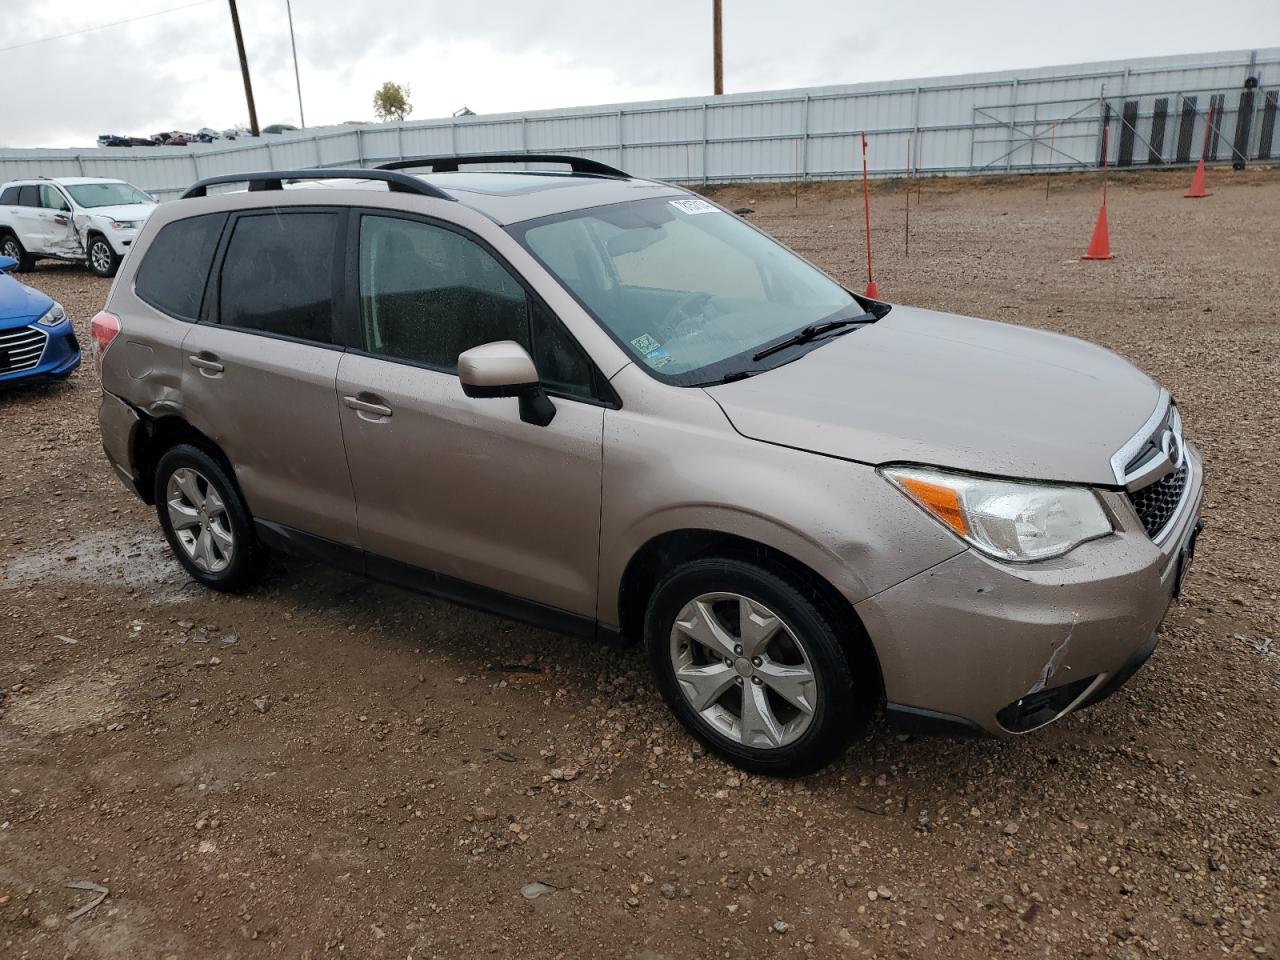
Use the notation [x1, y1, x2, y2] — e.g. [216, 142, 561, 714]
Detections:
[100, 247, 189, 419]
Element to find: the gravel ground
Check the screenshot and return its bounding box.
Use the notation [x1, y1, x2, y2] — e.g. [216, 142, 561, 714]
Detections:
[1, 167, 1277, 959]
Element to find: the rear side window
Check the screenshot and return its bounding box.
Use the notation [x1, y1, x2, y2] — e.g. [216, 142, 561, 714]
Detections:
[218, 212, 338, 343]
[0, 186, 19, 205]
[134, 213, 226, 321]
[17, 186, 38, 207]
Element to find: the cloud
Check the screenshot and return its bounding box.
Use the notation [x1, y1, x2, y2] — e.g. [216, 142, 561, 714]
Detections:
[2, 0, 1277, 147]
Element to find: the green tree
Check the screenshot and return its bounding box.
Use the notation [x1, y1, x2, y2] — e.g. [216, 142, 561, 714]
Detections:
[373, 81, 413, 122]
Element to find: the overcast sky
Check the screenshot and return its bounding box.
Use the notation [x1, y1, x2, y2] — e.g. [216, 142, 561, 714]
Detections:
[2, 0, 1277, 148]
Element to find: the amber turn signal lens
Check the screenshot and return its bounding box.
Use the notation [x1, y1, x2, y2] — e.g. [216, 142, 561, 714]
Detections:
[895, 475, 970, 537]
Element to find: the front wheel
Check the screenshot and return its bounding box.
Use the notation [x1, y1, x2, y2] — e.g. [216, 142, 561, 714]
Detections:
[87, 235, 120, 278]
[644, 558, 869, 775]
[154, 444, 263, 592]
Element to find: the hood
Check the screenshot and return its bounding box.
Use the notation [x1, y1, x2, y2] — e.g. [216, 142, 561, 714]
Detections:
[704, 305, 1161, 486]
[0, 272, 53, 323]
[76, 203, 155, 223]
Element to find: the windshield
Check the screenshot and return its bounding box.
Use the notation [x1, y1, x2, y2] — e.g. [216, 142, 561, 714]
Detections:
[513, 196, 860, 384]
[65, 182, 152, 208]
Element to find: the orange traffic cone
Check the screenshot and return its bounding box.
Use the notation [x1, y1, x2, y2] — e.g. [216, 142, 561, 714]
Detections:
[865, 280, 880, 298]
[1184, 159, 1210, 198]
[1081, 202, 1114, 261]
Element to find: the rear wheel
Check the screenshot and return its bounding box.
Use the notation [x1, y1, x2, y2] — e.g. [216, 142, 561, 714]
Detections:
[1, 233, 35, 272]
[645, 558, 868, 775]
[87, 235, 120, 278]
[154, 444, 262, 592]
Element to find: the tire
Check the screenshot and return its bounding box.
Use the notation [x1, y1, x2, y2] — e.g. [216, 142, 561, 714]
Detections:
[1, 232, 35, 272]
[86, 234, 120, 278]
[644, 558, 869, 776]
[154, 444, 263, 593]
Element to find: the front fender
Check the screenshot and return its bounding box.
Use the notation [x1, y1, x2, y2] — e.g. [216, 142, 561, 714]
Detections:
[596, 366, 964, 625]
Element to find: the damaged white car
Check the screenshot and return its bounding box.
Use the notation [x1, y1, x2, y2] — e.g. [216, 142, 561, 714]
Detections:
[0, 177, 157, 278]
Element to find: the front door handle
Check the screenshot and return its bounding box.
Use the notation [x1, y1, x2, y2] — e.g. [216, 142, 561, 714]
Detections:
[189, 354, 224, 375]
[343, 394, 393, 420]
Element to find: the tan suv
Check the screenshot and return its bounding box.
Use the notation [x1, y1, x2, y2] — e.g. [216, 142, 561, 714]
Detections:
[94, 154, 1203, 774]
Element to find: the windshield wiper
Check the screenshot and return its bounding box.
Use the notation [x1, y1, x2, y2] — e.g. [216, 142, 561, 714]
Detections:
[751, 312, 874, 362]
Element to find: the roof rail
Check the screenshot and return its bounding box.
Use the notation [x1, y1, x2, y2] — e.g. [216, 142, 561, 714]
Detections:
[377, 153, 629, 179]
[180, 168, 454, 200]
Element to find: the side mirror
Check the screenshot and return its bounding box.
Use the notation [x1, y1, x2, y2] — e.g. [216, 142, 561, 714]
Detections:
[457, 340, 556, 427]
[0, 256, 17, 273]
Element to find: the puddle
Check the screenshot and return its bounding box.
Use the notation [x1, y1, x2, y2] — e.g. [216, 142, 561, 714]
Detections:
[1, 529, 196, 603]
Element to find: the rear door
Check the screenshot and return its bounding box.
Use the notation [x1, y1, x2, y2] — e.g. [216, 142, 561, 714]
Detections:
[335, 211, 607, 617]
[181, 207, 358, 547]
[12, 185, 41, 252]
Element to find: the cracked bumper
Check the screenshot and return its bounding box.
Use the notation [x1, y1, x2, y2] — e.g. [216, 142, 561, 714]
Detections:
[857, 445, 1204, 736]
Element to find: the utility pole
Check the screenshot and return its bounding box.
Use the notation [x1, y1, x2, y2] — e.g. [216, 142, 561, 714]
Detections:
[285, 0, 305, 127]
[227, 0, 259, 136]
[712, 0, 723, 95]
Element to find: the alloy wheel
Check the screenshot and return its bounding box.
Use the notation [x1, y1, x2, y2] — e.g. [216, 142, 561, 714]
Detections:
[2, 238, 18, 259]
[165, 467, 234, 573]
[669, 592, 818, 749]
[90, 240, 112, 274]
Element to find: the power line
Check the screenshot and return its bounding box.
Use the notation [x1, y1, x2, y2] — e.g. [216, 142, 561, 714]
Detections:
[0, 0, 217, 54]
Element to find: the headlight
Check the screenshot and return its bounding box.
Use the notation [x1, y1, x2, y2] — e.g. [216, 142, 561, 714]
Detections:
[110, 220, 139, 230]
[36, 302, 67, 327]
[881, 466, 1112, 562]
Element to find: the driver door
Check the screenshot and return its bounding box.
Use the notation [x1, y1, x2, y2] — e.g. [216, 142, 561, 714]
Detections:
[36, 185, 81, 258]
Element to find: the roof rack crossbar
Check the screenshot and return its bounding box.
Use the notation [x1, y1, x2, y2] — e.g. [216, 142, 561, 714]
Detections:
[180, 169, 454, 200]
[377, 153, 629, 179]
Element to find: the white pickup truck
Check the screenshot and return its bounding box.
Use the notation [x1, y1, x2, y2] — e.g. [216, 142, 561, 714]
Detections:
[0, 177, 157, 278]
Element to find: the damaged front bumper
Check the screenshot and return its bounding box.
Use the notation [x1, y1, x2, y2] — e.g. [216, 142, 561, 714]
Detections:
[857, 444, 1204, 737]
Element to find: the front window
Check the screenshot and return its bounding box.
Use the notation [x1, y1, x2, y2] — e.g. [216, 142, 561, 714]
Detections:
[513, 196, 864, 385]
[64, 182, 152, 208]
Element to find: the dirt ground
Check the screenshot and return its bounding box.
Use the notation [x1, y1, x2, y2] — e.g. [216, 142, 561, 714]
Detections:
[1, 167, 1277, 960]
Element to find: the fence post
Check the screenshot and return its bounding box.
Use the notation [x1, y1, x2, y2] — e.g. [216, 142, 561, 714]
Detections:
[615, 110, 624, 172]
[801, 94, 810, 182]
[1006, 78, 1018, 172]
[701, 102, 709, 185]
[911, 86, 921, 178]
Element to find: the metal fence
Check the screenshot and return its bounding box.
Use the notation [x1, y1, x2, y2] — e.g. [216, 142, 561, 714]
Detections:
[1, 47, 1276, 199]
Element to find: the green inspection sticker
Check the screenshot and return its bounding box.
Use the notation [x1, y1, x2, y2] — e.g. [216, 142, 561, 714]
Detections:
[630, 333, 661, 354]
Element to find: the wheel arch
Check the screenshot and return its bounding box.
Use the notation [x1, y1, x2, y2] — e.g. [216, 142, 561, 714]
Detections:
[131, 414, 238, 505]
[616, 528, 884, 700]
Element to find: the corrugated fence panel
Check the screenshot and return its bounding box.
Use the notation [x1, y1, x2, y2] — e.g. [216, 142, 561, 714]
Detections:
[2, 48, 1273, 198]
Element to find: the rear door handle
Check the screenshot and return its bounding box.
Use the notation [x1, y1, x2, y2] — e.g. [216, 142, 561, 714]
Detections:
[189, 355, 224, 374]
[343, 394, 393, 420]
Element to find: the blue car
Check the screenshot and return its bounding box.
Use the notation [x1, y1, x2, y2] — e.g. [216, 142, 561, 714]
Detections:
[0, 255, 80, 385]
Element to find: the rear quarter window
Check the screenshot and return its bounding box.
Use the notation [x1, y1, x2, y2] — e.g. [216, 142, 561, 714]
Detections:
[134, 213, 227, 321]
[0, 186, 20, 205]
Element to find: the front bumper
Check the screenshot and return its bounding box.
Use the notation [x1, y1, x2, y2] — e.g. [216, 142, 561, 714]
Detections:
[857, 444, 1204, 736]
[0, 320, 81, 385]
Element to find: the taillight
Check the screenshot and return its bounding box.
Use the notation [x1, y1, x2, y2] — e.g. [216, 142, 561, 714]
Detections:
[90, 311, 121, 373]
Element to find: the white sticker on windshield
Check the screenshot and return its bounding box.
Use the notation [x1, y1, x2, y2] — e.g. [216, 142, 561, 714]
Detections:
[668, 197, 719, 215]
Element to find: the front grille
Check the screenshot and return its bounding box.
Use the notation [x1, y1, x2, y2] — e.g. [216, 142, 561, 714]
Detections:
[1127, 463, 1188, 539]
[0, 326, 48, 374]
